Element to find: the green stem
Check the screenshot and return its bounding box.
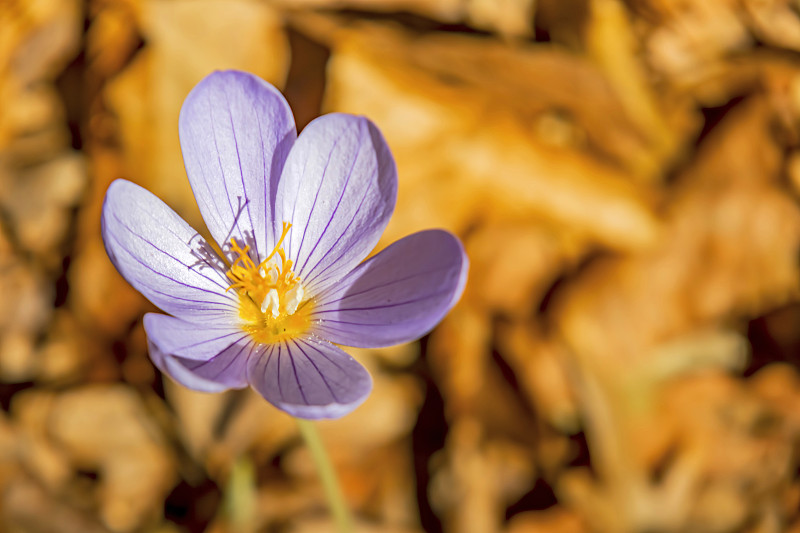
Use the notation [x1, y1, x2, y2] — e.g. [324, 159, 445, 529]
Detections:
[224, 456, 256, 533]
[296, 418, 353, 533]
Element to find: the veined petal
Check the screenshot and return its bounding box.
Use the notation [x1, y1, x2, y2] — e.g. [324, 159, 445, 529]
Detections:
[144, 313, 252, 392]
[275, 114, 397, 295]
[312, 230, 468, 348]
[101, 179, 238, 324]
[179, 70, 296, 260]
[247, 336, 372, 419]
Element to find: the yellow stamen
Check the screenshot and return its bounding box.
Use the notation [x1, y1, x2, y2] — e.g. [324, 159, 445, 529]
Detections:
[225, 222, 312, 344]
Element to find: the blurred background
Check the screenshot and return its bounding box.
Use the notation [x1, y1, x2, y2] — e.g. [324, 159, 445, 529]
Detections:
[4, 0, 800, 531]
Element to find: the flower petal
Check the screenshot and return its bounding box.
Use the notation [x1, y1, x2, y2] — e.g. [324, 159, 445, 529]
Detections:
[247, 336, 372, 419]
[101, 179, 238, 324]
[179, 70, 296, 259]
[274, 113, 397, 294]
[144, 313, 252, 392]
[311, 229, 468, 348]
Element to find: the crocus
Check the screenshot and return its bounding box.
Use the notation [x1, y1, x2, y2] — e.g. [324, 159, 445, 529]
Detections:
[101, 70, 468, 419]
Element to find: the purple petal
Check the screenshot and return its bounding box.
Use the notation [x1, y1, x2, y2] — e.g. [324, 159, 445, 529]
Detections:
[101, 179, 238, 324]
[274, 113, 397, 295]
[144, 313, 252, 392]
[311, 230, 468, 348]
[179, 70, 297, 260]
[247, 336, 372, 419]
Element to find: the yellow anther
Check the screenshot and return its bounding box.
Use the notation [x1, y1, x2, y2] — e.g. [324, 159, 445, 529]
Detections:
[224, 222, 312, 344]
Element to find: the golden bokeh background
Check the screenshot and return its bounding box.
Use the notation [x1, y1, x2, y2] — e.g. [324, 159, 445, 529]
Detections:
[3, 0, 800, 532]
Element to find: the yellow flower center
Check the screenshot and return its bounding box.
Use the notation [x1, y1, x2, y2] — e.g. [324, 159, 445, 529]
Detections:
[225, 222, 312, 344]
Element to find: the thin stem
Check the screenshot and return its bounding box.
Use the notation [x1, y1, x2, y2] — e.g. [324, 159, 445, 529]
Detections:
[224, 456, 256, 533]
[296, 418, 353, 533]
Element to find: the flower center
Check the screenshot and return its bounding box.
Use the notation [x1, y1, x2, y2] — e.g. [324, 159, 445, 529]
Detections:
[225, 222, 312, 344]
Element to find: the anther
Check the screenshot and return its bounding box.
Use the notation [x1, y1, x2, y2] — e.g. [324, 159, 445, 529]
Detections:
[261, 288, 280, 318]
[284, 284, 304, 315]
[225, 221, 307, 336]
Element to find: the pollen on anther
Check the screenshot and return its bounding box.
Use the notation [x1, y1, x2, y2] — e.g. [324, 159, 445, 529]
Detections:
[262, 288, 280, 317]
[224, 222, 309, 335]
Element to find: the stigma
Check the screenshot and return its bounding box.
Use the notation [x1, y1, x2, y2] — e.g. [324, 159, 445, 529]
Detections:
[225, 223, 312, 343]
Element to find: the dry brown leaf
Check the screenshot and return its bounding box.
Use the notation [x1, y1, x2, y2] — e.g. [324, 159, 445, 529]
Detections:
[654, 370, 798, 533]
[640, 0, 751, 83]
[429, 418, 534, 533]
[741, 0, 800, 52]
[586, 0, 693, 182]
[323, 22, 663, 251]
[165, 384, 233, 463]
[284, 440, 422, 527]
[21, 385, 177, 532]
[555, 97, 800, 369]
[10, 392, 72, 492]
[0, 261, 52, 338]
[0, 0, 81, 149]
[207, 390, 297, 478]
[507, 507, 586, 533]
[291, 517, 422, 533]
[464, 223, 585, 317]
[0, 152, 86, 266]
[86, 1, 144, 82]
[0, 0, 87, 392]
[557, 340, 798, 532]
[542, 81, 800, 531]
[2, 477, 111, 533]
[426, 304, 492, 415]
[284, 0, 535, 37]
[497, 324, 578, 432]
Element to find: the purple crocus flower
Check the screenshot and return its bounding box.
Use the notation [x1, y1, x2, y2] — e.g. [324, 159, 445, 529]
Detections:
[101, 70, 468, 419]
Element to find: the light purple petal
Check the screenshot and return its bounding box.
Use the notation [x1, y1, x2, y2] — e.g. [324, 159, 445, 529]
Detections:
[144, 313, 252, 392]
[311, 230, 468, 348]
[274, 113, 397, 295]
[247, 336, 372, 419]
[101, 179, 238, 324]
[179, 70, 297, 260]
